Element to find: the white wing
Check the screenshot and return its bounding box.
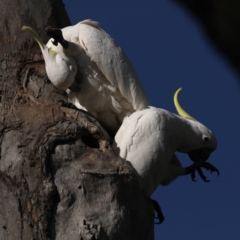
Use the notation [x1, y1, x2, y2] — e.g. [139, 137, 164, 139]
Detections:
[77, 20, 150, 111]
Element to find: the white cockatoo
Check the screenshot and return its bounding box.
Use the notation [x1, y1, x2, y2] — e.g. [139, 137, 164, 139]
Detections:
[113, 88, 219, 223]
[23, 20, 150, 134]
[22, 26, 79, 92]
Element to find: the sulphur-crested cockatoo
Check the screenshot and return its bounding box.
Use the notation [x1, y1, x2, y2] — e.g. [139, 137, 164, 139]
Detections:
[113, 88, 219, 223]
[22, 26, 79, 92]
[23, 20, 150, 134]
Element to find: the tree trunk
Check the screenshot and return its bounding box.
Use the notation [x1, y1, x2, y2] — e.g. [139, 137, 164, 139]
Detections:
[0, 0, 154, 239]
[174, 0, 240, 77]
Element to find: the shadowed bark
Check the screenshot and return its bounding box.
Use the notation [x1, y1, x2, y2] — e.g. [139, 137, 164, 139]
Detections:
[174, 0, 240, 78]
[0, 0, 154, 239]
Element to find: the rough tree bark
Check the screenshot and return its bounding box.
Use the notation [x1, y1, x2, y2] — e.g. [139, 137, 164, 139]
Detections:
[0, 0, 154, 239]
[174, 0, 240, 78]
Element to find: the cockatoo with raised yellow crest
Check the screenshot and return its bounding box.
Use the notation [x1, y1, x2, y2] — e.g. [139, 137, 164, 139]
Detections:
[22, 26, 79, 92]
[22, 20, 149, 134]
[113, 88, 219, 223]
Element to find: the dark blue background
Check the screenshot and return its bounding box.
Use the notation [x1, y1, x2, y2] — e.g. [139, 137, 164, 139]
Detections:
[64, 1, 240, 239]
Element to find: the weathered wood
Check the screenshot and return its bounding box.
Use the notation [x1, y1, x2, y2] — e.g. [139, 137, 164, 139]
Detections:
[0, 0, 154, 239]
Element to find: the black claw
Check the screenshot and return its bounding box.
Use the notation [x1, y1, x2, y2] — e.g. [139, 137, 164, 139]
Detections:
[190, 161, 219, 182]
[191, 171, 197, 182]
[151, 199, 165, 224]
[197, 167, 210, 182]
[204, 162, 220, 176]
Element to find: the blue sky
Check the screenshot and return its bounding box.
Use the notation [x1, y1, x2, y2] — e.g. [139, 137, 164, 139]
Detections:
[64, 1, 240, 239]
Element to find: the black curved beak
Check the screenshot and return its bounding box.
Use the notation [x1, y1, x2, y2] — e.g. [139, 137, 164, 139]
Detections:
[188, 148, 211, 162]
[44, 26, 68, 49]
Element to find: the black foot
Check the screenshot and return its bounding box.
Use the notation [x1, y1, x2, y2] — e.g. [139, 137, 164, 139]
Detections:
[151, 199, 165, 224]
[190, 162, 220, 182]
[45, 26, 68, 49]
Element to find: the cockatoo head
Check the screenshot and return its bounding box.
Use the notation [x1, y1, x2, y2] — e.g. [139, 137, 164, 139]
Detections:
[22, 26, 77, 91]
[22, 26, 57, 58]
[174, 88, 217, 162]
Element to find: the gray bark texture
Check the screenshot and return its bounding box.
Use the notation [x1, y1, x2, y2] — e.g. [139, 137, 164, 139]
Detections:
[174, 0, 240, 78]
[0, 0, 154, 239]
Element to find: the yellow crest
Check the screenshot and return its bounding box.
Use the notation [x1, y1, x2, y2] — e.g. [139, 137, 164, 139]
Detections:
[173, 88, 195, 121]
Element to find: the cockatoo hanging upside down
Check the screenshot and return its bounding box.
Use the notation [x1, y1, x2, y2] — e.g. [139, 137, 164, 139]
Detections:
[22, 20, 150, 135]
[113, 88, 219, 223]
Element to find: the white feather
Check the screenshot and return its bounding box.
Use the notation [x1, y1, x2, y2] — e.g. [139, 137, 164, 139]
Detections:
[113, 107, 217, 197]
